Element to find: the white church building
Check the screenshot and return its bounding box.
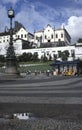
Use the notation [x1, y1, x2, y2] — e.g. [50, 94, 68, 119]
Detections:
[34, 24, 71, 47]
[0, 21, 82, 60]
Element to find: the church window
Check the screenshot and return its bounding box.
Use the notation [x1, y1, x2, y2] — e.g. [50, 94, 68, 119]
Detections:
[61, 33, 63, 38]
[45, 35, 47, 39]
[25, 34, 27, 38]
[56, 34, 58, 38]
[51, 34, 53, 39]
[21, 34, 23, 38]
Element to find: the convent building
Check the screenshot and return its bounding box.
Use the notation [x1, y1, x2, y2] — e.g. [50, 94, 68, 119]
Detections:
[0, 21, 82, 60]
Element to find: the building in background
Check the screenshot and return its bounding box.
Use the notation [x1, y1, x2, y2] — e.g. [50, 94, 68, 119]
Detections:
[0, 21, 34, 43]
[0, 21, 82, 60]
[34, 24, 71, 48]
[0, 21, 34, 55]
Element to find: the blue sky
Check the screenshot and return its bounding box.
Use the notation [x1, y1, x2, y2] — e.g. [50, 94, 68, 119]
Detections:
[0, 0, 82, 43]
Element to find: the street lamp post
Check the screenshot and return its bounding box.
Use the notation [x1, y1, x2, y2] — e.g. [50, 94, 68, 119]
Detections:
[5, 7, 19, 76]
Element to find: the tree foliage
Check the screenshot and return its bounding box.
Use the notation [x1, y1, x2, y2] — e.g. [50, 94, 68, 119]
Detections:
[58, 50, 69, 61]
[18, 52, 39, 62]
[0, 55, 6, 62]
[61, 50, 69, 61]
[77, 38, 82, 43]
[18, 52, 32, 62]
[32, 52, 39, 62]
[41, 54, 48, 62]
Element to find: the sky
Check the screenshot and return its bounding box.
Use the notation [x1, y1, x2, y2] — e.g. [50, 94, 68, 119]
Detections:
[0, 0, 82, 43]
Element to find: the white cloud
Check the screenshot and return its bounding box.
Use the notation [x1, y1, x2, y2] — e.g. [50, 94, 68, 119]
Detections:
[62, 16, 82, 43]
[15, 2, 60, 32]
[74, 0, 82, 4]
[15, 2, 82, 36]
[15, 1, 72, 32]
[0, 0, 82, 43]
[14, 1, 82, 42]
[68, 0, 82, 5]
[0, 5, 9, 32]
[1, 0, 20, 4]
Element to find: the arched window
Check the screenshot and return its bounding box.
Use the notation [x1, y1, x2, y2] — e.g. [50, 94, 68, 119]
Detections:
[45, 35, 47, 39]
[56, 34, 58, 38]
[51, 34, 53, 39]
[61, 33, 63, 38]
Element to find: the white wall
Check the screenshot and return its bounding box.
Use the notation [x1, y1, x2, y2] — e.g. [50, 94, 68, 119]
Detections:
[75, 47, 82, 60]
[1, 39, 82, 60]
[19, 45, 75, 59]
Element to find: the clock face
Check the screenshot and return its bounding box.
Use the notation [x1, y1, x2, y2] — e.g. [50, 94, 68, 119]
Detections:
[8, 9, 14, 18]
[9, 10, 13, 16]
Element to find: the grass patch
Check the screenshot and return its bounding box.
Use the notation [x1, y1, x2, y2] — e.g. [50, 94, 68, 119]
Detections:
[19, 61, 53, 73]
[0, 61, 53, 73]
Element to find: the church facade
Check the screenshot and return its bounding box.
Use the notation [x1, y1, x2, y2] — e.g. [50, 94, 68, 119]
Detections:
[34, 24, 71, 48]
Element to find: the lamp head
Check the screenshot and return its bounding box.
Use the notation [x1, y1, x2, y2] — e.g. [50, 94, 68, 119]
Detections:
[8, 7, 15, 18]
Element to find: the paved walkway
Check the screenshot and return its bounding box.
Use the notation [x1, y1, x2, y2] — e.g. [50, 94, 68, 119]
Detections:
[0, 74, 82, 118]
[0, 75, 82, 104]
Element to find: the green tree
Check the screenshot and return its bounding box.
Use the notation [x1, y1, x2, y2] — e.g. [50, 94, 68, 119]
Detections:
[41, 53, 48, 62]
[18, 52, 32, 62]
[0, 55, 6, 67]
[53, 54, 57, 61]
[32, 52, 39, 62]
[49, 54, 52, 61]
[22, 52, 28, 62]
[61, 50, 69, 61]
[77, 38, 82, 43]
[0, 55, 6, 62]
[58, 51, 62, 58]
[26, 53, 32, 61]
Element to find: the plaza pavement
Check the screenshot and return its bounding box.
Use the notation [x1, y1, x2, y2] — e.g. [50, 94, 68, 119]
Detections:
[0, 73, 82, 119]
